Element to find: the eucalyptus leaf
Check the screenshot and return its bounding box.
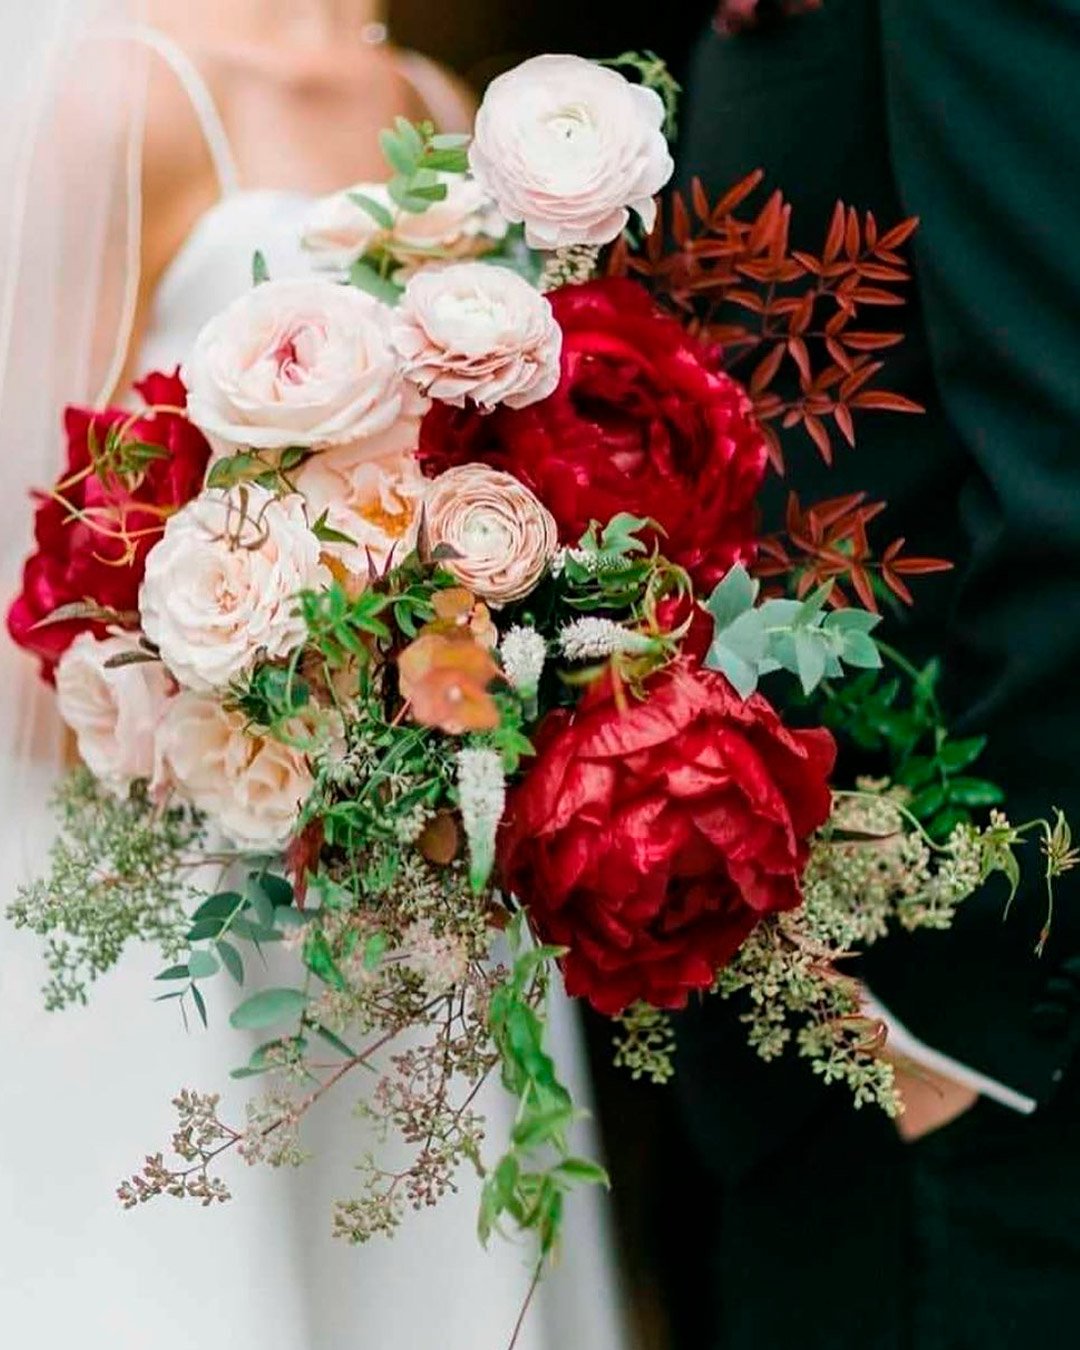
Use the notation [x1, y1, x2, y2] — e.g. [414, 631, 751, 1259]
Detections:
[347, 190, 394, 230]
[348, 259, 403, 305]
[187, 949, 220, 980]
[229, 986, 308, 1031]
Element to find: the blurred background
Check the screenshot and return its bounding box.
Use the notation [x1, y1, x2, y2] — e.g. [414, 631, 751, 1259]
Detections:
[390, 1, 715, 95]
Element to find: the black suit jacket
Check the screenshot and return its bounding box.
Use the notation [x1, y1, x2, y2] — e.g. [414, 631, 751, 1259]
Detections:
[675, 0, 1080, 1178]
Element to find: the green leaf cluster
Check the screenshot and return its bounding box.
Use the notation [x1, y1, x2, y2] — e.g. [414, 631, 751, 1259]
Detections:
[480, 915, 607, 1256]
[205, 445, 306, 494]
[377, 119, 470, 213]
[704, 565, 882, 698]
[817, 659, 1004, 841]
[156, 873, 307, 1026]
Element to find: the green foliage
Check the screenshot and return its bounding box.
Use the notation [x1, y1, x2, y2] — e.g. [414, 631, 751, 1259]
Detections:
[7, 771, 204, 1010]
[557, 514, 680, 617]
[377, 118, 469, 214]
[481, 914, 608, 1257]
[252, 250, 270, 286]
[230, 987, 310, 1031]
[816, 654, 1005, 841]
[86, 419, 169, 486]
[705, 565, 882, 698]
[205, 445, 306, 495]
[348, 259, 404, 305]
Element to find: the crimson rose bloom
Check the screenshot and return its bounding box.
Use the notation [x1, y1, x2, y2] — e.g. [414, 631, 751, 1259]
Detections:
[418, 278, 766, 588]
[498, 661, 836, 1015]
[8, 370, 210, 680]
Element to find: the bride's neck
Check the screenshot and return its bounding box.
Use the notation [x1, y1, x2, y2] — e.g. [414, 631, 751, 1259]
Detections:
[268, 1, 388, 43]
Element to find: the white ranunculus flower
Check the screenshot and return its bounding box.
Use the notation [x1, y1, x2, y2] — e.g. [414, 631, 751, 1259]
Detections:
[55, 633, 172, 794]
[468, 54, 674, 250]
[183, 277, 417, 455]
[391, 262, 562, 411]
[301, 177, 508, 275]
[139, 486, 329, 692]
[155, 692, 312, 850]
[295, 435, 427, 579]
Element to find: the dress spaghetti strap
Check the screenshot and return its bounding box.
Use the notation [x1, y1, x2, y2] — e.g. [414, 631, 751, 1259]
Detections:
[395, 49, 476, 135]
[127, 25, 241, 197]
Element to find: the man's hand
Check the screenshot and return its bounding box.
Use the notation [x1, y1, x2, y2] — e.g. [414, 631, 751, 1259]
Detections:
[888, 1057, 979, 1142]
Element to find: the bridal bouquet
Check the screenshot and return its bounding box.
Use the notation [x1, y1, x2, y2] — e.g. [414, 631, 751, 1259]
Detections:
[8, 52, 1072, 1279]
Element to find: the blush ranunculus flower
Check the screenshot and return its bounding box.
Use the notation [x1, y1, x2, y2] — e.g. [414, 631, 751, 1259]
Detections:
[423, 464, 558, 606]
[183, 278, 419, 456]
[7, 371, 211, 682]
[294, 436, 427, 579]
[155, 692, 312, 850]
[468, 54, 674, 250]
[392, 263, 562, 411]
[419, 278, 767, 590]
[302, 178, 507, 274]
[55, 633, 172, 794]
[498, 660, 836, 1016]
[139, 486, 329, 692]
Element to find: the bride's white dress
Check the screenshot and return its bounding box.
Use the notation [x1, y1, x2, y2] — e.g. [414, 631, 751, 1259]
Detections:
[0, 34, 625, 1350]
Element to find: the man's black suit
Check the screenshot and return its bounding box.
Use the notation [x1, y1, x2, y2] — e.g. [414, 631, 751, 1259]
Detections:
[632, 3, 1080, 1346]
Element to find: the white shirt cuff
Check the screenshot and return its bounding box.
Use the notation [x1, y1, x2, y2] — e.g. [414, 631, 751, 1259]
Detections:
[861, 989, 1037, 1115]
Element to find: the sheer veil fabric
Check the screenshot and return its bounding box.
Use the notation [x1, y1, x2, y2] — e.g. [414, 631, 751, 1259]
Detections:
[0, 0, 150, 865]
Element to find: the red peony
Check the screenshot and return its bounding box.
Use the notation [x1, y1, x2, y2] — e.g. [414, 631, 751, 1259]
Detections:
[418, 278, 767, 589]
[498, 660, 836, 1016]
[8, 370, 211, 681]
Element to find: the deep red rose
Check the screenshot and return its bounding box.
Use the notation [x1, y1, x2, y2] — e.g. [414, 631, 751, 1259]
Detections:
[498, 660, 836, 1016]
[418, 278, 767, 589]
[7, 370, 210, 681]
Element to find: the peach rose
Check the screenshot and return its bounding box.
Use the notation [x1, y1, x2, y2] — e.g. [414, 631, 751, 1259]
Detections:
[155, 692, 312, 850]
[295, 433, 428, 579]
[55, 633, 171, 794]
[468, 55, 674, 250]
[183, 277, 420, 456]
[392, 263, 562, 411]
[423, 464, 558, 605]
[139, 486, 329, 692]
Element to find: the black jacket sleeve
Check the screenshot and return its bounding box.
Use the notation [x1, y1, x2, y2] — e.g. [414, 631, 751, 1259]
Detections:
[674, 0, 1080, 1180]
[856, 0, 1080, 1103]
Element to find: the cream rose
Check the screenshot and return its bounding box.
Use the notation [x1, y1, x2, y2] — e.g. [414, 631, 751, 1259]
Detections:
[155, 692, 312, 850]
[55, 634, 172, 794]
[139, 486, 329, 692]
[391, 263, 562, 411]
[302, 177, 507, 274]
[295, 432, 428, 579]
[468, 54, 674, 250]
[183, 277, 415, 455]
[424, 464, 558, 605]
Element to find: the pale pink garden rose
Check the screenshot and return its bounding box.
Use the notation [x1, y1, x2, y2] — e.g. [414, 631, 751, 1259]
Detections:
[468, 54, 674, 250]
[392, 263, 562, 411]
[140, 486, 329, 692]
[155, 692, 312, 850]
[55, 633, 171, 795]
[295, 431, 428, 579]
[183, 277, 417, 456]
[301, 177, 507, 274]
[424, 464, 558, 606]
